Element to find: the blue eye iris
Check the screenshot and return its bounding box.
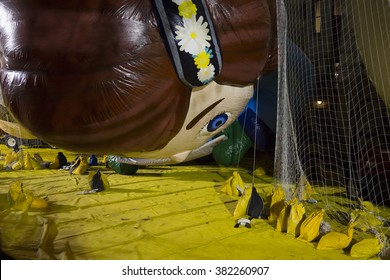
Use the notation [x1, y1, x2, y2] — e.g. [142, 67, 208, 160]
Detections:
[207, 113, 229, 132]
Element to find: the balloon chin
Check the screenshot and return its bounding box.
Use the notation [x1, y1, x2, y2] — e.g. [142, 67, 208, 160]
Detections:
[119, 135, 229, 166]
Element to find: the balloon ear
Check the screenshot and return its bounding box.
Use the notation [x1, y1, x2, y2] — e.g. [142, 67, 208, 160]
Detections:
[153, 0, 222, 87]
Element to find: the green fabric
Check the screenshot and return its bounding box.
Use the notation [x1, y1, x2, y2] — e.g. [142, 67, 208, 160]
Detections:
[107, 155, 139, 175]
[212, 121, 253, 166]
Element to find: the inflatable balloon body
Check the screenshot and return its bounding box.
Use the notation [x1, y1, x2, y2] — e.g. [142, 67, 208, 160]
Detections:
[212, 37, 317, 167]
[238, 70, 278, 153]
[0, 0, 277, 161]
[210, 69, 278, 167]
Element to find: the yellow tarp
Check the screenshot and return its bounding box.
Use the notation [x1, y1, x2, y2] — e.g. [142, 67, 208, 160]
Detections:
[0, 145, 388, 260]
[0, 120, 37, 140]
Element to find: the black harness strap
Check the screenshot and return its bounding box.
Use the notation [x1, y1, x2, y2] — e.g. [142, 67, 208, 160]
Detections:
[153, 0, 222, 88]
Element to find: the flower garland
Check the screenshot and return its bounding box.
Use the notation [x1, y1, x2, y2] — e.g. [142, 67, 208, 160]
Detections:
[172, 0, 216, 84]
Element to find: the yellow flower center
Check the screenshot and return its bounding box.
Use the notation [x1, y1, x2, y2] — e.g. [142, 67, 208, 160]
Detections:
[190, 32, 197, 39]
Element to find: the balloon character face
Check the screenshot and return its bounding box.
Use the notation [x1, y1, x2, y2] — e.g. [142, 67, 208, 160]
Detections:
[0, 0, 277, 157]
[127, 81, 252, 161]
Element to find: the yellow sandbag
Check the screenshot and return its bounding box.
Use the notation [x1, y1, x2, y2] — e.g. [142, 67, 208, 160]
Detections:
[298, 209, 325, 242]
[49, 154, 60, 169]
[358, 198, 380, 214]
[71, 156, 88, 175]
[102, 155, 108, 165]
[30, 197, 49, 209]
[8, 181, 49, 210]
[233, 185, 252, 218]
[275, 204, 289, 232]
[287, 198, 305, 236]
[299, 175, 313, 201]
[220, 176, 235, 196]
[293, 175, 314, 201]
[16, 149, 24, 162]
[233, 185, 264, 219]
[11, 161, 22, 170]
[23, 152, 42, 170]
[350, 237, 384, 259]
[30, 154, 43, 170]
[8, 181, 23, 201]
[268, 187, 285, 222]
[351, 209, 383, 232]
[253, 166, 266, 177]
[88, 170, 110, 192]
[33, 153, 44, 164]
[12, 189, 34, 211]
[221, 171, 245, 197]
[8, 181, 33, 211]
[231, 171, 245, 195]
[23, 153, 33, 170]
[316, 220, 355, 250]
[4, 150, 18, 165]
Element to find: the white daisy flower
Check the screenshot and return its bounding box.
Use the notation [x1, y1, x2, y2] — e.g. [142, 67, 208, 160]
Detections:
[175, 16, 211, 55]
[172, 0, 186, 5]
[197, 64, 215, 83]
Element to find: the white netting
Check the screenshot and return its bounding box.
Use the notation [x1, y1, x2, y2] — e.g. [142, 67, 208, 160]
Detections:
[275, 0, 390, 253]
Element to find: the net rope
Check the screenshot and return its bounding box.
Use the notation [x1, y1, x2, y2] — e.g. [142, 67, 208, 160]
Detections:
[275, 0, 390, 251]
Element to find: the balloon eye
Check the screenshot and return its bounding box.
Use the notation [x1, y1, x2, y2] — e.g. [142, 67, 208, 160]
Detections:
[206, 112, 230, 132]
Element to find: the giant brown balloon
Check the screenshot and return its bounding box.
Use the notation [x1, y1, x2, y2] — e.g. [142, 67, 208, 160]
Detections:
[0, 0, 277, 159]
